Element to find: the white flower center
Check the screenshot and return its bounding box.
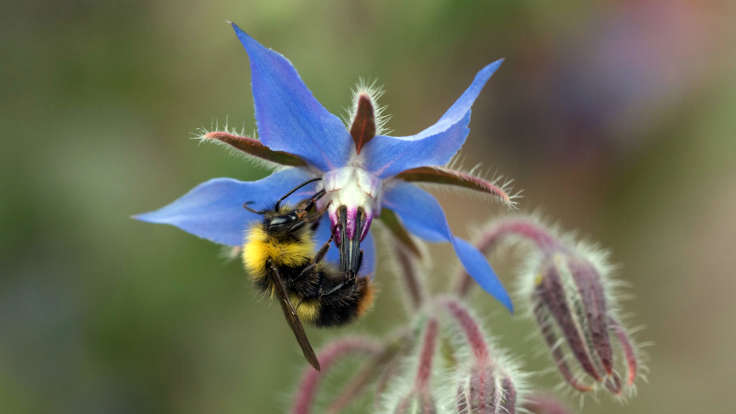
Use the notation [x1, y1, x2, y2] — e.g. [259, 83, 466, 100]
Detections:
[321, 165, 382, 240]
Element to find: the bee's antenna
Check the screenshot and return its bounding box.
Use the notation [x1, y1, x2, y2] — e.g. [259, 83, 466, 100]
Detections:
[243, 201, 267, 215]
[275, 177, 322, 211]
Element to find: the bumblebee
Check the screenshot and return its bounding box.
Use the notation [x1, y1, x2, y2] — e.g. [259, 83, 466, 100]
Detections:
[242, 178, 375, 370]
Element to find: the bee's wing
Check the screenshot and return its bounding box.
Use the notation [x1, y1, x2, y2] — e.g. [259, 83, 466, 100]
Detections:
[269, 264, 321, 371]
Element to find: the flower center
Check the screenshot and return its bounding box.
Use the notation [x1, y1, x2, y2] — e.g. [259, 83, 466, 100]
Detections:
[321, 166, 381, 242]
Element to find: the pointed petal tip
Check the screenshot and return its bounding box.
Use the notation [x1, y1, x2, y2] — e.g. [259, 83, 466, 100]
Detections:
[501, 292, 514, 313]
[488, 57, 504, 68]
[228, 19, 352, 171]
[230, 22, 257, 47]
[131, 211, 157, 223]
[228, 20, 241, 31]
[132, 170, 314, 247]
[362, 58, 504, 178]
[478, 58, 504, 80]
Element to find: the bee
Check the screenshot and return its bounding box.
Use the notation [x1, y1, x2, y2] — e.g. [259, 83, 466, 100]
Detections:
[241, 178, 375, 370]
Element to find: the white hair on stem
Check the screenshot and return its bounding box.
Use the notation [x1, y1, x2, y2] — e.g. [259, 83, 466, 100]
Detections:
[192, 118, 289, 171]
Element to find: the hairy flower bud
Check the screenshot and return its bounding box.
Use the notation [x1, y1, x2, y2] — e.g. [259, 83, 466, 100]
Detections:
[528, 252, 639, 397]
[500, 217, 643, 399]
[439, 298, 524, 414]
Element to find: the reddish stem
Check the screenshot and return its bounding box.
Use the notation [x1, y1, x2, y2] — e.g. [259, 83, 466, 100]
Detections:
[395, 244, 425, 310]
[415, 319, 439, 389]
[291, 337, 381, 414]
[438, 297, 488, 363]
[456, 218, 562, 298]
[327, 344, 397, 413]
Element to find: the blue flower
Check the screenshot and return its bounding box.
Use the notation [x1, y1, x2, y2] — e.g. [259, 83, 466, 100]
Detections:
[135, 22, 515, 311]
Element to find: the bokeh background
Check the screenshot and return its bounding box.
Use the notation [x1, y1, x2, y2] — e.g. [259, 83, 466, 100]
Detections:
[2, 0, 735, 412]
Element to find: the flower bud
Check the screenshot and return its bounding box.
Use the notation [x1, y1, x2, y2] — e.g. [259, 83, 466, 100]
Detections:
[453, 215, 643, 400]
[440, 298, 524, 414]
[522, 246, 640, 398]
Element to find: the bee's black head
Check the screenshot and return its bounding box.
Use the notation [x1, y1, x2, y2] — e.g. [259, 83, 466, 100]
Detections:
[263, 210, 307, 237]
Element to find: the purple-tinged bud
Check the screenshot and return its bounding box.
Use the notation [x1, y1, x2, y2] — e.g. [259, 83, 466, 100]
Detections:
[526, 252, 642, 398]
[500, 217, 644, 399]
[456, 215, 643, 400]
[438, 298, 525, 414]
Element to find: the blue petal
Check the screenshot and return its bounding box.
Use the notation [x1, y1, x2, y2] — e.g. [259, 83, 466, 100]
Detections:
[382, 181, 512, 311]
[231, 23, 352, 172]
[361, 60, 503, 179]
[313, 215, 376, 277]
[134, 168, 314, 246]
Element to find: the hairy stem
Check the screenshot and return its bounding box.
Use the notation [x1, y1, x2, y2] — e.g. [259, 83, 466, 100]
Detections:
[395, 244, 425, 310]
[455, 217, 561, 298]
[291, 336, 381, 414]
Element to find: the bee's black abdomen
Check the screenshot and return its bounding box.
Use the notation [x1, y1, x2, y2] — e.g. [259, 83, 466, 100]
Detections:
[314, 276, 370, 327]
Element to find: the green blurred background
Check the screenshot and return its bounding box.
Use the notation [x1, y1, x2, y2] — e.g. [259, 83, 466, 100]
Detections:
[2, 0, 735, 412]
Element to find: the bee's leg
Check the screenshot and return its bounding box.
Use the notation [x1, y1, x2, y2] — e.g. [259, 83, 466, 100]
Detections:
[304, 200, 331, 225]
[309, 220, 320, 232]
[318, 262, 363, 299]
[302, 189, 326, 211]
[319, 282, 348, 298]
[294, 263, 317, 282]
[353, 250, 364, 281]
[294, 233, 335, 282]
[307, 189, 326, 207]
[313, 233, 334, 265]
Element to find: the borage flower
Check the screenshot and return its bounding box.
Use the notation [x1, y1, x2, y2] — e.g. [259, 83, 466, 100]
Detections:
[135, 22, 514, 310]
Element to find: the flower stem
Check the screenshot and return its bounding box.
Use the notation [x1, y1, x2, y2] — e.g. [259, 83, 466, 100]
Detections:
[327, 343, 399, 413]
[455, 217, 561, 298]
[291, 336, 381, 414]
[437, 297, 488, 363]
[394, 244, 425, 310]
